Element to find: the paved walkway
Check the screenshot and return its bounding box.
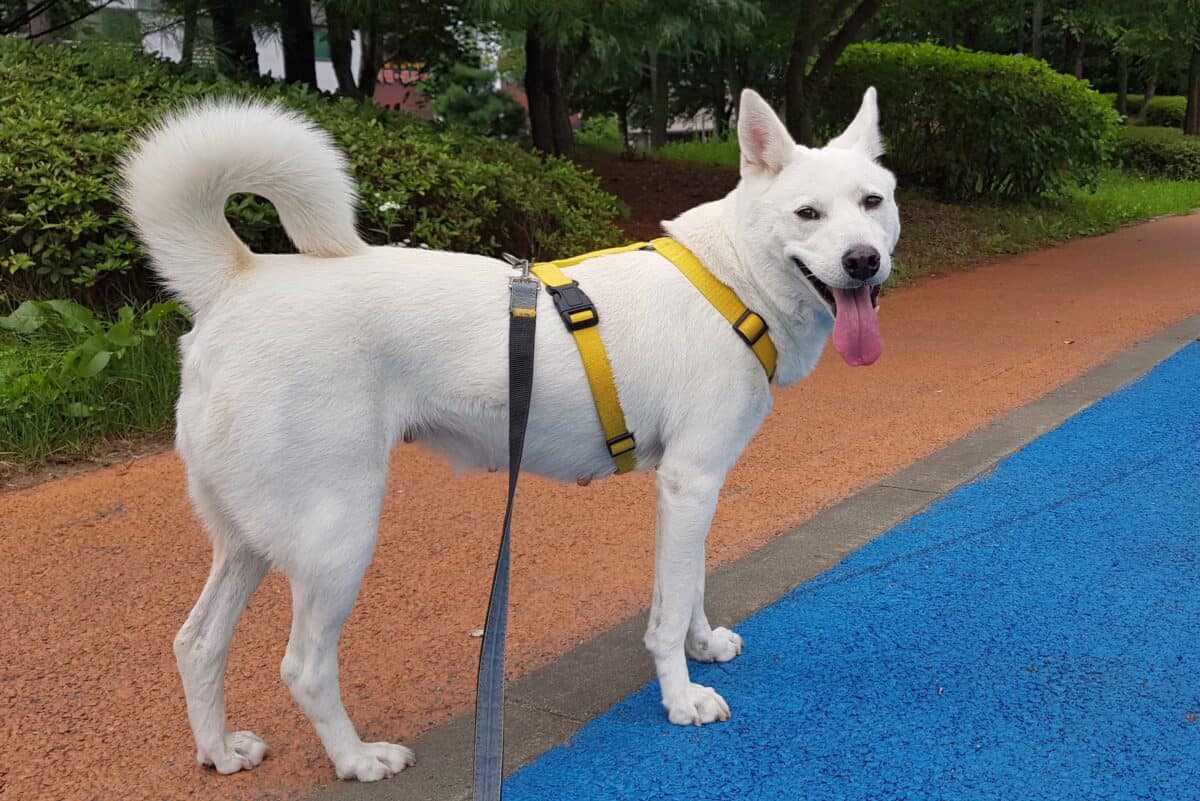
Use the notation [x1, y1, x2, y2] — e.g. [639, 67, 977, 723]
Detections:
[2, 214, 1200, 801]
[502, 343, 1200, 801]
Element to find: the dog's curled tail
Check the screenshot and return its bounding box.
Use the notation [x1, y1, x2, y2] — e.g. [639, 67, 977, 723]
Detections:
[119, 99, 366, 314]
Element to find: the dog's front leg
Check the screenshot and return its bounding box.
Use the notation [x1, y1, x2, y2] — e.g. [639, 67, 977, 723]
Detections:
[644, 461, 731, 726]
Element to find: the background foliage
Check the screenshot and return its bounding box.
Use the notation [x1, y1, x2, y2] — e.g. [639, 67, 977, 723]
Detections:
[0, 299, 188, 458]
[1113, 126, 1200, 180]
[0, 37, 622, 308]
[822, 43, 1119, 200]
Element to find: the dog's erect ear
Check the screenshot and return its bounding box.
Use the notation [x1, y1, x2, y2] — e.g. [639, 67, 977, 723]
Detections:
[737, 89, 795, 177]
[825, 87, 884, 161]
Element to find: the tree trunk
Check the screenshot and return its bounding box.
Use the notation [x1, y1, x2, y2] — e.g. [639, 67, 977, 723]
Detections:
[357, 10, 381, 100]
[1135, 79, 1156, 124]
[618, 104, 629, 150]
[785, 69, 815, 144]
[1066, 31, 1084, 79]
[180, 0, 197, 67]
[786, 0, 881, 144]
[1185, 45, 1200, 135]
[1031, 0, 1044, 60]
[524, 25, 574, 157]
[1115, 51, 1129, 116]
[207, 0, 257, 81]
[325, 4, 358, 98]
[726, 49, 744, 114]
[648, 50, 669, 150]
[784, 15, 816, 144]
[279, 0, 317, 89]
[962, 20, 982, 51]
[525, 26, 555, 154]
[550, 74, 574, 156]
[27, 0, 50, 39]
[712, 72, 729, 139]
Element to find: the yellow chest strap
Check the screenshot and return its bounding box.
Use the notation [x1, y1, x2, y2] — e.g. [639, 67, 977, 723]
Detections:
[531, 238, 777, 474]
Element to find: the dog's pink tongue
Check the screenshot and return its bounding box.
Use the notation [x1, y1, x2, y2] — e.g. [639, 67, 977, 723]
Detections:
[830, 286, 883, 366]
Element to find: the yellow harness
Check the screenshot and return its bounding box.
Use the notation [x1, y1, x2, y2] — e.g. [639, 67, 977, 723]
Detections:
[531, 237, 777, 474]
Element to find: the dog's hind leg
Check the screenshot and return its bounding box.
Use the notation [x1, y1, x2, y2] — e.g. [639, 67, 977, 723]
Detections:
[174, 486, 270, 774]
[278, 481, 415, 782]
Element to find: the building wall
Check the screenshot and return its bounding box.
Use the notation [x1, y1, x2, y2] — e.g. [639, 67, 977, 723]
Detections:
[111, 2, 445, 119]
[141, 27, 362, 95]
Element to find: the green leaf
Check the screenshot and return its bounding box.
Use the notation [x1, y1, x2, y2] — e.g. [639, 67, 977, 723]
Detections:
[74, 349, 112, 378]
[44, 299, 99, 334]
[105, 320, 140, 348]
[0, 300, 47, 333]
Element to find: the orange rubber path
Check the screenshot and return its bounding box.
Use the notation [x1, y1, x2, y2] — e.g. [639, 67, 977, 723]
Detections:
[2, 214, 1199, 801]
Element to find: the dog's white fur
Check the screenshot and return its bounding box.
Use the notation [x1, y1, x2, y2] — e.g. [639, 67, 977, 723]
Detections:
[120, 88, 899, 781]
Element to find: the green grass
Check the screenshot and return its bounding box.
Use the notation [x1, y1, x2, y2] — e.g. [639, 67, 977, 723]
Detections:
[657, 136, 741, 167]
[891, 170, 1200, 283]
[576, 114, 626, 153]
[0, 302, 185, 462]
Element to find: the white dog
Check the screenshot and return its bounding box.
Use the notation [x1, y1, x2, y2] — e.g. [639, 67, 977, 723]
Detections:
[120, 87, 899, 782]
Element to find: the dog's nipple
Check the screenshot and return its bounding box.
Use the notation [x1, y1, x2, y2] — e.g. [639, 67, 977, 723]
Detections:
[577, 474, 593, 487]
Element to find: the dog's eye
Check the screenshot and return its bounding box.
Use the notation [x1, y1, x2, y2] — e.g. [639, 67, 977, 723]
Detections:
[863, 194, 883, 209]
[796, 206, 821, 221]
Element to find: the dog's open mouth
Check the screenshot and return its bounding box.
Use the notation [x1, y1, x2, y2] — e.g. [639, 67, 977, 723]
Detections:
[794, 258, 880, 312]
[792, 256, 884, 367]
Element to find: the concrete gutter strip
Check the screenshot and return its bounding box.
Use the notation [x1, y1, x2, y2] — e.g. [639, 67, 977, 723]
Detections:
[310, 313, 1200, 801]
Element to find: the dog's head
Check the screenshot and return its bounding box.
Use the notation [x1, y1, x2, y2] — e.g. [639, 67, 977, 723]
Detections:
[733, 88, 899, 367]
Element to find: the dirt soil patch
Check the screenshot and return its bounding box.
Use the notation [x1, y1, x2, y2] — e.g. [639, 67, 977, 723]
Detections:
[0, 432, 172, 494]
[577, 149, 739, 241]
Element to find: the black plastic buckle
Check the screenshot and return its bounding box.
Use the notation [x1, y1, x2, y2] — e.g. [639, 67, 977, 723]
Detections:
[733, 309, 768, 347]
[546, 281, 599, 331]
[606, 432, 636, 457]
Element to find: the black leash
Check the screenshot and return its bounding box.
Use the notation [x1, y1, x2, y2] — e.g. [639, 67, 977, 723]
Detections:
[473, 258, 539, 801]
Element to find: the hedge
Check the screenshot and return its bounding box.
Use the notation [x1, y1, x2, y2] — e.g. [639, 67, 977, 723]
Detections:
[821, 43, 1118, 200]
[1101, 93, 1189, 127]
[1113, 126, 1200, 180]
[0, 39, 623, 308]
[1144, 96, 1187, 129]
[1101, 93, 1145, 116]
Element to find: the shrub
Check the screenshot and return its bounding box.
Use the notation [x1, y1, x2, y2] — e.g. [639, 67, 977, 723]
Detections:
[821, 43, 1119, 200]
[1099, 93, 1185, 126]
[1100, 92, 1145, 116]
[1144, 96, 1187, 128]
[576, 115, 625, 152]
[1112, 126, 1200, 180]
[0, 39, 623, 308]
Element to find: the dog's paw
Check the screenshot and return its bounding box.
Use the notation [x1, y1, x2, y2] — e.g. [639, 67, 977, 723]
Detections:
[686, 626, 744, 663]
[334, 741, 416, 782]
[663, 683, 731, 726]
[198, 730, 269, 774]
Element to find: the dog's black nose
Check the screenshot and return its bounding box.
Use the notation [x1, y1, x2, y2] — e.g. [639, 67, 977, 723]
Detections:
[842, 245, 881, 281]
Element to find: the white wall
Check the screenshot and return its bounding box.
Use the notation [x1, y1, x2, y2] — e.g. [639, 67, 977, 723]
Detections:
[123, 1, 360, 94]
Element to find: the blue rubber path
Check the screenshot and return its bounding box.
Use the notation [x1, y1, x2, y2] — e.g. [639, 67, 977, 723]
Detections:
[505, 343, 1200, 800]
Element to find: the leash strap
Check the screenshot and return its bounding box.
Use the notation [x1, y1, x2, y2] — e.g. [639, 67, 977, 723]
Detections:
[473, 266, 539, 801]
